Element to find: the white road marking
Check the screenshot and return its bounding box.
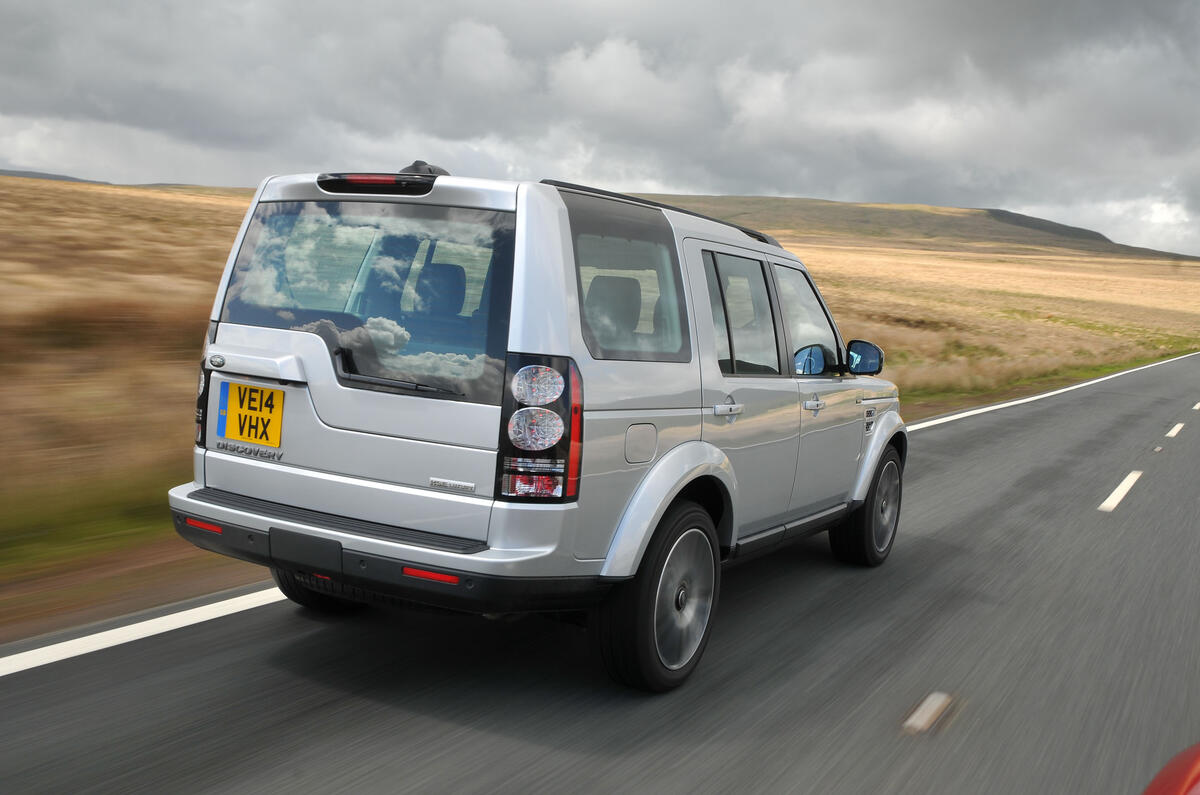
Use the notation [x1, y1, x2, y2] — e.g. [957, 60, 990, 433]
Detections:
[0, 588, 285, 678]
[1154, 446, 1163, 453]
[1166, 423, 1184, 438]
[1098, 471, 1143, 513]
[1193, 402, 1200, 411]
[6, 352, 1200, 677]
[909, 351, 1200, 431]
[902, 692, 953, 733]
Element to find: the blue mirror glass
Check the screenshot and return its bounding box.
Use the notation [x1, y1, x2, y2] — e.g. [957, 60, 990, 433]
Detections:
[794, 345, 826, 375]
[847, 340, 883, 375]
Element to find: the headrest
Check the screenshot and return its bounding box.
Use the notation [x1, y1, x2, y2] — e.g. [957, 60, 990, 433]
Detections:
[652, 295, 667, 333]
[585, 275, 641, 341]
[415, 262, 466, 315]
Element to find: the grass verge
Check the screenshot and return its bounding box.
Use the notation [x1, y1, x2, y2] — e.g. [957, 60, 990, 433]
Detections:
[898, 349, 1198, 419]
[1, 465, 195, 585]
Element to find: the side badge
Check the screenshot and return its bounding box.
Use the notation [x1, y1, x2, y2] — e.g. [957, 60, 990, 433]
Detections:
[209, 355, 226, 368]
[430, 477, 476, 494]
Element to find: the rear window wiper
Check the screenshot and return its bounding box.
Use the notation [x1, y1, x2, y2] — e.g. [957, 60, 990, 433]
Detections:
[334, 348, 464, 397]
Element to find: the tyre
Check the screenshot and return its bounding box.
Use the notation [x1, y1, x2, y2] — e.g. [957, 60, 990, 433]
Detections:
[592, 500, 720, 692]
[271, 567, 364, 613]
[829, 446, 902, 566]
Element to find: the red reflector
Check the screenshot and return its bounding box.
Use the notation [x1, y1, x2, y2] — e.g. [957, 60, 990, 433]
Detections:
[344, 174, 398, 184]
[311, 573, 331, 581]
[402, 566, 460, 585]
[185, 517, 222, 534]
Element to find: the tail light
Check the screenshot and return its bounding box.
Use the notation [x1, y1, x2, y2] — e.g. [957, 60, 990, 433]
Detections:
[496, 354, 583, 502]
[195, 323, 218, 447]
[195, 361, 211, 447]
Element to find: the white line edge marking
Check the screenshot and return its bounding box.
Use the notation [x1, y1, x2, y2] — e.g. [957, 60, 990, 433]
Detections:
[3, 351, 1198, 677]
[903, 692, 953, 733]
[0, 588, 285, 678]
[1166, 423, 1184, 438]
[1098, 471, 1143, 513]
[908, 351, 1200, 431]
[1193, 402, 1200, 411]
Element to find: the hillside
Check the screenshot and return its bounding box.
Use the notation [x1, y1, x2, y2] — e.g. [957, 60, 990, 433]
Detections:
[636, 193, 1199, 261]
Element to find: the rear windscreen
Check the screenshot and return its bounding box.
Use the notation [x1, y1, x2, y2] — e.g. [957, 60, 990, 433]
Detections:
[221, 201, 514, 404]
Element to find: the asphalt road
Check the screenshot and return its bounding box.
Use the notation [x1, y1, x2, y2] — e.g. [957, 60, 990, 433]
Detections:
[3, 354, 1199, 793]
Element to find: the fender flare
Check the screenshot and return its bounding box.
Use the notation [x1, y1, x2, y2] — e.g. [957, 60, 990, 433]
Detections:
[600, 440, 737, 578]
[849, 410, 908, 504]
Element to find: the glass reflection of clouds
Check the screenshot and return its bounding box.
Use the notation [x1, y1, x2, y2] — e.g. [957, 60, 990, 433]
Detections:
[222, 200, 514, 404]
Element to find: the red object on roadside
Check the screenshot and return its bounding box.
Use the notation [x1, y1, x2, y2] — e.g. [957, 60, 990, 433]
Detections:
[1144, 744, 1200, 795]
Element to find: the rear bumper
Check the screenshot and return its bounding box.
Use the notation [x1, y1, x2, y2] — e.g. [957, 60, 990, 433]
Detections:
[169, 485, 619, 613]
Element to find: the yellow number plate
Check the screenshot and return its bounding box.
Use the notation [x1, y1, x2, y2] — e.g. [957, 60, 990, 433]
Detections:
[217, 381, 284, 448]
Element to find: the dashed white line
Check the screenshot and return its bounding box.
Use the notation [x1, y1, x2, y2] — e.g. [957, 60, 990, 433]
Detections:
[1166, 423, 1184, 438]
[1193, 402, 1200, 411]
[902, 692, 954, 733]
[1098, 471, 1143, 513]
[0, 588, 285, 678]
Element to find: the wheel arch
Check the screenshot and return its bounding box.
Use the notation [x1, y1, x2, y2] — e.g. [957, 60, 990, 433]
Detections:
[674, 475, 734, 557]
[849, 411, 908, 504]
[888, 427, 908, 467]
[599, 441, 736, 578]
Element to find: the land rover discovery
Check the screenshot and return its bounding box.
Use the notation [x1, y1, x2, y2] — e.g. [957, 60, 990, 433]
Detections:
[168, 163, 907, 691]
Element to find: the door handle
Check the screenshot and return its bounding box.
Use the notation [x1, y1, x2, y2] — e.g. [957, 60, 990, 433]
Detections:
[803, 398, 826, 411]
[713, 403, 744, 416]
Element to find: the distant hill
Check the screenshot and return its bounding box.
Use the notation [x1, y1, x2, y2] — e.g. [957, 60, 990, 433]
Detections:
[636, 194, 1198, 262]
[0, 169, 109, 184]
[0, 170, 1191, 260]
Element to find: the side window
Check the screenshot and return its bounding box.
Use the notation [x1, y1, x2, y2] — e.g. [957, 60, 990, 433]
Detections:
[772, 263, 840, 376]
[703, 251, 781, 375]
[702, 253, 733, 374]
[561, 191, 690, 362]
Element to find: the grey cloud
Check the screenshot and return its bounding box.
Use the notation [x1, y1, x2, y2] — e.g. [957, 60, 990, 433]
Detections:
[1, 0, 1198, 253]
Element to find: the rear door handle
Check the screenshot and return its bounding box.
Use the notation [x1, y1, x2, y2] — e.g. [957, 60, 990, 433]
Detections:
[803, 399, 826, 411]
[713, 403, 744, 416]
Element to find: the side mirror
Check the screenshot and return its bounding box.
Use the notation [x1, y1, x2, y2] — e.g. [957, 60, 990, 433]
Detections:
[847, 340, 884, 375]
[793, 344, 830, 375]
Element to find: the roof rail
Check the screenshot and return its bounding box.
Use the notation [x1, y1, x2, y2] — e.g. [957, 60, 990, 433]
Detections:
[539, 179, 782, 248]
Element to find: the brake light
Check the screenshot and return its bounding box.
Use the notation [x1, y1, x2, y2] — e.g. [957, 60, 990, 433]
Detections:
[496, 354, 583, 502]
[566, 363, 583, 498]
[344, 174, 403, 185]
[316, 173, 438, 196]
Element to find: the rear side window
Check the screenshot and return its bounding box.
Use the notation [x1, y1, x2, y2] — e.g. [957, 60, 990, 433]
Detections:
[560, 191, 690, 362]
[221, 201, 514, 404]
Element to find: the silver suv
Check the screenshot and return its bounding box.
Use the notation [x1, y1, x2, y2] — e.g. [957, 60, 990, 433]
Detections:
[169, 163, 907, 691]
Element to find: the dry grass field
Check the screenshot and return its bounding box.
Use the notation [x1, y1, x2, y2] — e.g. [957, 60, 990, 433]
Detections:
[1, 175, 1198, 640]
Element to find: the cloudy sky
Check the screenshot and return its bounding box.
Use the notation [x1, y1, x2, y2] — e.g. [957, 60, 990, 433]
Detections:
[2, 0, 1198, 254]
